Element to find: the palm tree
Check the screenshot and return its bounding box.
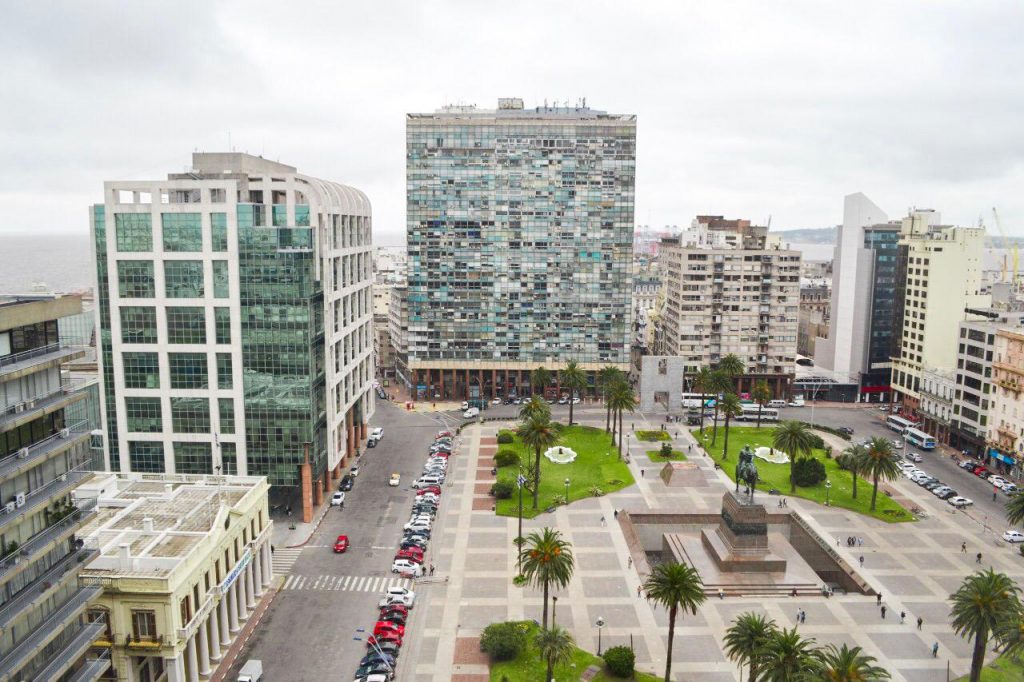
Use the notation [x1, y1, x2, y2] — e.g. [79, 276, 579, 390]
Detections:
[520, 528, 575, 629]
[757, 627, 821, 681]
[518, 395, 551, 423]
[772, 420, 816, 493]
[1006, 493, 1024, 527]
[718, 353, 746, 383]
[535, 626, 575, 681]
[692, 366, 714, 434]
[752, 380, 772, 429]
[644, 562, 706, 682]
[719, 393, 743, 461]
[532, 366, 552, 399]
[818, 643, 891, 681]
[517, 415, 559, 509]
[862, 437, 902, 512]
[608, 380, 637, 460]
[709, 369, 731, 446]
[836, 444, 866, 500]
[950, 569, 1023, 682]
[599, 366, 621, 433]
[723, 612, 778, 682]
[561, 360, 587, 426]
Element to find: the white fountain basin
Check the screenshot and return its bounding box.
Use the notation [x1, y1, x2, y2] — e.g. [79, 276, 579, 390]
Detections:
[544, 446, 578, 464]
[754, 446, 790, 464]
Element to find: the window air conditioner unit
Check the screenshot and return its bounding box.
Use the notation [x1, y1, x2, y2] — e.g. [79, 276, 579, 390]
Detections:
[17, 448, 29, 459]
[59, 428, 70, 439]
[15, 493, 25, 508]
[3, 502, 14, 514]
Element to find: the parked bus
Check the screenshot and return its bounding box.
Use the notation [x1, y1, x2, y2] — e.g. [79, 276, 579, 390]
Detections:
[903, 427, 936, 450]
[886, 415, 915, 434]
[738, 404, 779, 422]
[681, 392, 715, 409]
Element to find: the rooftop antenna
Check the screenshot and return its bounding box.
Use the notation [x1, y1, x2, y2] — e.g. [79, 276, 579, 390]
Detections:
[582, 97, 586, 109]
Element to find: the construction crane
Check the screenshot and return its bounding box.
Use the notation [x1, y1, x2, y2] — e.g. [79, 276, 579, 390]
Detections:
[993, 207, 1018, 285]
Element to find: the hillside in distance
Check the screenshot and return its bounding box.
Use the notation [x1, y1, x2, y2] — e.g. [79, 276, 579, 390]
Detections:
[770, 226, 837, 244]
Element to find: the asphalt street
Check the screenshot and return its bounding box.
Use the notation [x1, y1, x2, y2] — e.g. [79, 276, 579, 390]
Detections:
[229, 400, 464, 682]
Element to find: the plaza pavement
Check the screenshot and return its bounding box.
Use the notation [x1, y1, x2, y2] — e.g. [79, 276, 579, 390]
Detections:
[410, 408, 1024, 681]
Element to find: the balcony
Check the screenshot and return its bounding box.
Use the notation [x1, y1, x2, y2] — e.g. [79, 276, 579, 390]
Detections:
[0, 547, 98, 630]
[0, 583, 101, 682]
[0, 499, 97, 588]
[0, 468, 93, 536]
[0, 421, 91, 481]
[27, 618, 108, 682]
[67, 651, 112, 682]
[0, 379, 89, 432]
[0, 344, 85, 380]
[994, 376, 1023, 393]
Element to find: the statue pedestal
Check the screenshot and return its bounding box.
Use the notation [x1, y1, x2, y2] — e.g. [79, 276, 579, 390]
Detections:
[702, 492, 787, 573]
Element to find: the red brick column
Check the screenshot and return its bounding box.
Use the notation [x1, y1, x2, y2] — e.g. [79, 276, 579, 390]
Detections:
[300, 460, 313, 523]
[313, 476, 323, 507]
[360, 422, 368, 440]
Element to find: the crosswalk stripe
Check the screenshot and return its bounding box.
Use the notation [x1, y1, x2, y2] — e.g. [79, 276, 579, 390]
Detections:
[281, 574, 421, 592]
[342, 576, 352, 590]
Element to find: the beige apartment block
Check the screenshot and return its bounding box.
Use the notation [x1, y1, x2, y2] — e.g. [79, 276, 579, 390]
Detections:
[76, 473, 272, 682]
[890, 212, 989, 415]
[988, 329, 1024, 472]
[656, 216, 800, 396]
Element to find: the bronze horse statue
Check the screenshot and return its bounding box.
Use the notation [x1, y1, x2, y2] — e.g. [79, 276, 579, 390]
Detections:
[735, 445, 759, 500]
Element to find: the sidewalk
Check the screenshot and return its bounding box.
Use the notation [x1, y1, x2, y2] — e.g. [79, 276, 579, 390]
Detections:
[270, 502, 331, 548]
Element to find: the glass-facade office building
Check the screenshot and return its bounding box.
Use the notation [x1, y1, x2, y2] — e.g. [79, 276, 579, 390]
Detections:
[91, 154, 374, 508]
[862, 224, 900, 391]
[405, 100, 635, 400]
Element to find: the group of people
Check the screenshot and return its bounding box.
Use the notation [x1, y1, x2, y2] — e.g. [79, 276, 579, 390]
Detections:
[844, 536, 864, 547]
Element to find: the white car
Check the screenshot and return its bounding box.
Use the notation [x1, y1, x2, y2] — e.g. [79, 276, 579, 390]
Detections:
[381, 586, 416, 605]
[1003, 483, 1019, 495]
[948, 496, 973, 509]
[461, 401, 469, 410]
[905, 453, 923, 463]
[558, 397, 568, 404]
[572, 397, 581, 404]
[989, 476, 1007, 489]
[463, 407, 479, 418]
[388, 473, 401, 487]
[415, 492, 439, 504]
[350, 465, 360, 477]
[788, 400, 805, 407]
[1002, 530, 1024, 543]
[331, 491, 346, 507]
[370, 427, 384, 441]
[899, 462, 917, 471]
[392, 559, 424, 576]
[891, 439, 904, 449]
[492, 397, 502, 405]
[404, 519, 432, 532]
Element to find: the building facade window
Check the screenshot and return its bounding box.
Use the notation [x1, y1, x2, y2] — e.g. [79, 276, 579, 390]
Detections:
[211, 213, 228, 251]
[131, 609, 158, 639]
[214, 307, 231, 344]
[117, 260, 155, 298]
[221, 442, 237, 474]
[173, 441, 213, 473]
[125, 397, 162, 433]
[122, 352, 160, 388]
[165, 261, 205, 298]
[115, 213, 153, 252]
[128, 442, 165, 473]
[162, 213, 203, 252]
[168, 352, 208, 389]
[216, 353, 233, 389]
[212, 260, 230, 298]
[166, 307, 206, 344]
[218, 398, 235, 434]
[120, 306, 157, 343]
[171, 397, 211, 433]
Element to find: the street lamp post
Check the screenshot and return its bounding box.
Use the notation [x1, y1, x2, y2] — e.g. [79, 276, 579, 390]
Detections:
[825, 479, 832, 507]
[552, 596, 558, 628]
[517, 469, 527, 576]
[564, 478, 570, 504]
[595, 617, 606, 656]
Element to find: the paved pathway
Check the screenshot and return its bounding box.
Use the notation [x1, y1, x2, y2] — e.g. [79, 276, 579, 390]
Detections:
[407, 409, 1024, 681]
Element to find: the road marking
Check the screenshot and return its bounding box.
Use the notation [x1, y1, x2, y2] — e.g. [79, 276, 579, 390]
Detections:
[279, 574, 413, 592]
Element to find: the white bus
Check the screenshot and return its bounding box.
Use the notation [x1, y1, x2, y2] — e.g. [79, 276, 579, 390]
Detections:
[681, 393, 715, 409]
[738, 404, 779, 422]
[903, 427, 936, 450]
[886, 415, 915, 434]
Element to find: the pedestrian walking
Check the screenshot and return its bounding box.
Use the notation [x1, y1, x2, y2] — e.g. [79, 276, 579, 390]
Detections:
[641, 469, 645, 478]
[994, 491, 998, 501]
[932, 641, 939, 658]
[614, 509, 619, 520]
[600, 515, 606, 527]
[860, 555, 865, 567]
[876, 593, 882, 606]
[977, 552, 983, 564]
[857, 537, 863, 547]
[627, 556, 633, 568]
[881, 605, 887, 619]
[900, 611, 906, 624]
[637, 585, 642, 598]
[783, 498, 787, 508]
[430, 563, 435, 576]
[800, 610, 806, 624]
[718, 589, 725, 600]
[961, 542, 967, 553]
[917, 616, 923, 630]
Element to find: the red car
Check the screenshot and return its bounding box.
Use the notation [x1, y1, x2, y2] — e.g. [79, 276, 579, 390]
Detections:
[417, 485, 441, 497]
[436, 431, 452, 439]
[395, 547, 424, 563]
[379, 604, 409, 619]
[974, 466, 988, 477]
[333, 535, 349, 553]
[374, 621, 405, 638]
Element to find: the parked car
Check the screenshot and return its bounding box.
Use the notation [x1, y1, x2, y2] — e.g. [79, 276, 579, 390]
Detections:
[354, 663, 393, 680]
[391, 559, 424, 577]
[370, 427, 384, 441]
[400, 539, 428, 552]
[378, 610, 408, 626]
[388, 473, 401, 487]
[331, 491, 346, 507]
[558, 396, 568, 404]
[935, 488, 958, 500]
[924, 481, 944, 491]
[572, 397, 581, 404]
[360, 652, 396, 668]
[948, 496, 974, 508]
[404, 519, 431, 533]
[973, 465, 988, 477]
[905, 453, 923, 463]
[370, 629, 403, 645]
[838, 427, 855, 436]
[1002, 530, 1024, 543]
[492, 397, 502, 405]
[1003, 483, 1019, 495]
[416, 485, 442, 496]
[350, 464, 360, 477]
[334, 535, 349, 553]
[379, 604, 409, 619]
[960, 460, 978, 470]
[436, 430, 453, 439]
[364, 638, 401, 659]
[339, 474, 354, 491]
[395, 547, 424, 563]
[374, 621, 406, 638]
[415, 493, 439, 504]
[890, 439, 904, 449]
[379, 587, 415, 607]
[463, 407, 480, 418]
[989, 476, 1008, 489]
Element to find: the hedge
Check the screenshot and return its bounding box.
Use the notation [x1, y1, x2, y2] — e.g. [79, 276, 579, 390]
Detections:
[480, 621, 527, 661]
[603, 645, 635, 677]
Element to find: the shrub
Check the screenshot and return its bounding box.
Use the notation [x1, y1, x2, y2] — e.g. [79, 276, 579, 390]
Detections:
[512, 574, 527, 586]
[491, 480, 515, 499]
[796, 421, 852, 441]
[603, 645, 635, 677]
[494, 449, 520, 467]
[660, 442, 673, 456]
[496, 430, 515, 444]
[793, 457, 827, 487]
[636, 430, 670, 442]
[480, 621, 527, 661]
[552, 494, 567, 506]
[589, 485, 605, 497]
[808, 433, 826, 450]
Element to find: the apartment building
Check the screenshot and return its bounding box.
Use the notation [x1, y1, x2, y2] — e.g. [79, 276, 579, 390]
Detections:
[798, 283, 830, 357]
[389, 286, 409, 392]
[987, 329, 1024, 476]
[657, 216, 801, 397]
[77, 472, 271, 682]
[814, 193, 901, 398]
[92, 153, 374, 520]
[0, 296, 108, 682]
[405, 99, 635, 400]
[890, 212, 990, 415]
[918, 368, 956, 445]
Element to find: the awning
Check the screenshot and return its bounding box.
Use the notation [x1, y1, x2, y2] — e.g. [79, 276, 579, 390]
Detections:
[989, 448, 1016, 465]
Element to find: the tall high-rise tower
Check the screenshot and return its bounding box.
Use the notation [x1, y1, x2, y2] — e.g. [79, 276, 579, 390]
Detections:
[404, 99, 636, 401]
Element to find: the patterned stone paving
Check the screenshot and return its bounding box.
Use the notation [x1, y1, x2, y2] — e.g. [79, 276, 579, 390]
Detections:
[410, 410, 1024, 681]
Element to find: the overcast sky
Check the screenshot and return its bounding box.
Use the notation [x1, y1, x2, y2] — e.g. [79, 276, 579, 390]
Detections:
[2, 1, 1023, 245]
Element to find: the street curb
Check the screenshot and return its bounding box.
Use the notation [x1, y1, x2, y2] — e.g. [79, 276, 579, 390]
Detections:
[284, 504, 331, 549]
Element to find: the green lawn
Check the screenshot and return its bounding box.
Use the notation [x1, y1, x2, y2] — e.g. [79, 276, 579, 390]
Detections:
[694, 426, 914, 523]
[647, 449, 687, 461]
[955, 652, 1024, 681]
[495, 425, 634, 519]
[489, 622, 661, 681]
[635, 430, 670, 442]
